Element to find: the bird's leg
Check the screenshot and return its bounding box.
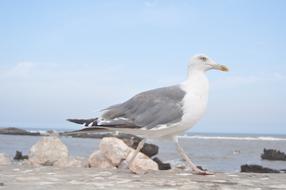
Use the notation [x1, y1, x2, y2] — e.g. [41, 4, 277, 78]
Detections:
[128, 138, 146, 167]
[174, 136, 213, 175]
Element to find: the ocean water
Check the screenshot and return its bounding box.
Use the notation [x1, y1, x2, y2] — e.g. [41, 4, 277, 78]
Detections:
[1, 131, 286, 172]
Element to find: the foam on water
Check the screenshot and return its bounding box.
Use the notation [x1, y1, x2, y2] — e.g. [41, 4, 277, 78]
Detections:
[181, 135, 286, 141]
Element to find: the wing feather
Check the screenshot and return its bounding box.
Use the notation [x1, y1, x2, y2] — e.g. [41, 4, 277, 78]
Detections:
[101, 85, 185, 128]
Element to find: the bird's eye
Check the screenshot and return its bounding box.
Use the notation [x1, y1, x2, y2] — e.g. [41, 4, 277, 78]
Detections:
[198, 56, 207, 62]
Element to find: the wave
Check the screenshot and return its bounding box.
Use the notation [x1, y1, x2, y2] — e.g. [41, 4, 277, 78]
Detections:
[28, 129, 65, 135]
[181, 135, 286, 141]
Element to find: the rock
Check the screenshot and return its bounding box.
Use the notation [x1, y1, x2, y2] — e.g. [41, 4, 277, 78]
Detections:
[280, 169, 286, 173]
[152, 157, 171, 170]
[98, 137, 158, 174]
[28, 136, 69, 167]
[140, 143, 159, 158]
[241, 164, 280, 173]
[197, 166, 207, 171]
[62, 132, 159, 158]
[13, 151, 28, 160]
[120, 134, 159, 158]
[175, 163, 187, 170]
[261, 149, 286, 161]
[127, 150, 158, 174]
[71, 157, 87, 167]
[0, 127, 40, 136]
[100, 137, 131, 166]
[55, 157, 85, 168]
[117, 160, 129, 170]
[88, 151, 114, 169]
[0, 153, 11, 165]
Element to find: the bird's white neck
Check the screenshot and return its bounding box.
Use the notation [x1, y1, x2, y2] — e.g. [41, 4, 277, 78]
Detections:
[178, 69, 209, 132]
[182, 70, 209, 96]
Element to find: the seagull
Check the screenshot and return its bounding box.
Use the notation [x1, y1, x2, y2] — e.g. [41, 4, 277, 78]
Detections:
[67, 54, 229, 175]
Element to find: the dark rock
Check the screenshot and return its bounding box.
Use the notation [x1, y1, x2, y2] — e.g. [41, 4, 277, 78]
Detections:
[141, 143, 158, 158]
[261, 149, 286, 161]
[13, 151, 28, 160]
[197, 166, 207, 171]
[241, 164, 280, 173]
[0, 127, 40, 136]
[152, 157, 171, 170]
[0, 182, 4, 186]
[121, 135, 159, 158]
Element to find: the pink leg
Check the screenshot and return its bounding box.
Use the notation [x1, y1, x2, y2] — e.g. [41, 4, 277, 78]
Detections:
[174, 136, 214, 175]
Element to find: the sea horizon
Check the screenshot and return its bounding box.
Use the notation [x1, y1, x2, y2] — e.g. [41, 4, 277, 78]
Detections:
[1, 125, 286, 140]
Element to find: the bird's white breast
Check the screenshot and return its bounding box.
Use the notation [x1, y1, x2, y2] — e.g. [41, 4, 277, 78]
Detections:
[179, 72, 209, 132]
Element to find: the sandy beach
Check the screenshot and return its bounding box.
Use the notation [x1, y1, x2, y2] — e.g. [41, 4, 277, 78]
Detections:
[1, 164, 286, 190]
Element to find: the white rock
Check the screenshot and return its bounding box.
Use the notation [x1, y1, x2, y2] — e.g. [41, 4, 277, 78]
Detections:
[88, 151, 114, 169]
[28, 136, 69, 167]
[0, 153, 11, 165]
[91, 137, 158, 174]
[100, 137, 131, 166]
[127, 150, 158, 174]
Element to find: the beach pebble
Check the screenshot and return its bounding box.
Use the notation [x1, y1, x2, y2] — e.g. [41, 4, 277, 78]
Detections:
[28, 136, 69, 167]
[88, 151, 114, 169]
[69, 157, 87, 167]
[127, 150, 158, 174]
[54, 157, 85, 168]
[0, 153, 11, 165]
[174, 162, 187, 170]
[100, 137, 131, 166]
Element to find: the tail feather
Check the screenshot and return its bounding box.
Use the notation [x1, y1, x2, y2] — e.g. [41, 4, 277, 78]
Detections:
[67, 118, 98, 127]
[67, 117, 142, 134]
[69, 126, 108, 133]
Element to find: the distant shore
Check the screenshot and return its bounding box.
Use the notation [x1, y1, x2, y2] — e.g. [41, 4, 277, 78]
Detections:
[0, 127, 42, 136]
[0, 127, 109, 139]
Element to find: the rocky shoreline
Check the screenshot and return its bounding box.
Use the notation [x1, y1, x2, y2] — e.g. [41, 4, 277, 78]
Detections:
[1, 129, 286, 189]
[1, 127, 286, 173]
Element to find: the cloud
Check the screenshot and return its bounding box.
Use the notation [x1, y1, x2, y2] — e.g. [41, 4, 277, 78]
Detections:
[0, 62, 35, 79]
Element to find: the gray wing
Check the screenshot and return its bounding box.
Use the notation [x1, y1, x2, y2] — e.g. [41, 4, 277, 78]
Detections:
[100, 85, 186, 129]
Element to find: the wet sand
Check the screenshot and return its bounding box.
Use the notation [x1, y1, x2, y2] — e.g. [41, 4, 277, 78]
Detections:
[1, 164, 286, 190]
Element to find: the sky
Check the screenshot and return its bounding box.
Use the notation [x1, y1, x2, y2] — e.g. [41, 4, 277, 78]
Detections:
[0, 0, 285, 134]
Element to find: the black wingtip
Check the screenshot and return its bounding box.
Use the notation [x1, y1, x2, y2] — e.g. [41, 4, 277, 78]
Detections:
[66, 118, 98, 126]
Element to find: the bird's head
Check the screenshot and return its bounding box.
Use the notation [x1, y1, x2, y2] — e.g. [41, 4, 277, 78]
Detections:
[188, 54, 229, 73]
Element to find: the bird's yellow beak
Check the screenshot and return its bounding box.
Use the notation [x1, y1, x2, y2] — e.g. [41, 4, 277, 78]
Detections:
[213, 64, 229, 72]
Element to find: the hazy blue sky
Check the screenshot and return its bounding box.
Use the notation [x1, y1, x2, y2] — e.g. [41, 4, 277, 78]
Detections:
[0, 0, 285, 134]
